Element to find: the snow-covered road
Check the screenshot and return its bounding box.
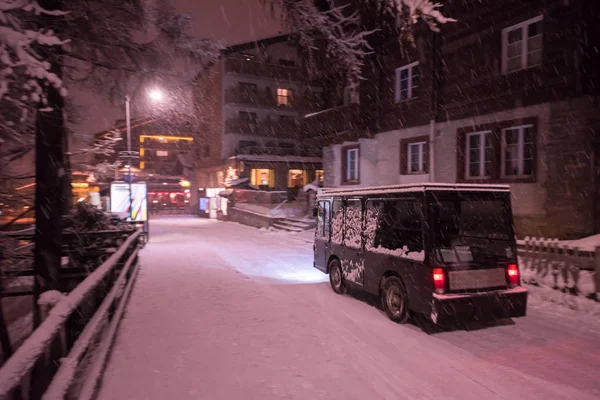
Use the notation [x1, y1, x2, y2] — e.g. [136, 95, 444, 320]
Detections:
[98, 217, 600, 400]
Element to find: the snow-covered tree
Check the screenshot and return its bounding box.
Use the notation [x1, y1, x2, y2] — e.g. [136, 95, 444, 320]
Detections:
[263, 0, 455, 84]
[0, 0, 68, 170]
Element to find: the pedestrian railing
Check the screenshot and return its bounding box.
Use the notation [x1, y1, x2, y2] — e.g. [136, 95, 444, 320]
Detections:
[517, 237, 600, 299]
[0, 229, 142, 400]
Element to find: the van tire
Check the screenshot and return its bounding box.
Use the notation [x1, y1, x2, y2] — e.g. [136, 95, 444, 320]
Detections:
[381, 276, 409, 323]
[328, 259, 347, 294]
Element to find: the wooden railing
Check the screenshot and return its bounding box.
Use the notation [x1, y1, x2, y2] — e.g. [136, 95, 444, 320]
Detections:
[0, 230, 143, 400]
[517, 237, 600, 299]
[224, 57, 303, 81]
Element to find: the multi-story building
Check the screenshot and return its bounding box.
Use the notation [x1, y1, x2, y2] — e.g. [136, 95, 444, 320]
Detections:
[305, 0, 600, 238]
[92, 115, 195, 208]
[193, 35, 323, 197]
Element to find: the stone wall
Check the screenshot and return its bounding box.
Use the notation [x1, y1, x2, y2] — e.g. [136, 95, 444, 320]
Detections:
[228, 207, 279, 230]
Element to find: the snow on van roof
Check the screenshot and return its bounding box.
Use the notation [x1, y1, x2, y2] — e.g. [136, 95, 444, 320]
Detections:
[316, 183, 510, 198]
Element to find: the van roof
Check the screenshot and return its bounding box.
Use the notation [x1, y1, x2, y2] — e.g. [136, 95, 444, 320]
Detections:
[316, 183, 511, 198]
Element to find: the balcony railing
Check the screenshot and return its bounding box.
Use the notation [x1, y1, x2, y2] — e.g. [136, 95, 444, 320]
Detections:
[225, 118, 302, 137]
[303, 104, 360, 138]
[235, 144, 322, 158]
[225, 57, 304, 81]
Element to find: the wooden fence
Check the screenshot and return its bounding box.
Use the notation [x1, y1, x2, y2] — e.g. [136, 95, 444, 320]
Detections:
[0, 229, 142, 400]
[517, 237, 600, 298]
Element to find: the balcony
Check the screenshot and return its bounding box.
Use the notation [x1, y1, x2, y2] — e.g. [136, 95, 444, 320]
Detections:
[225, 88, 300, 111]
[236, 144, 322, 158]
[225, 57, 304, 81]
[303, 105, 360, 138]
[225, 88, 276, 108]
[225, 118, 302, 138]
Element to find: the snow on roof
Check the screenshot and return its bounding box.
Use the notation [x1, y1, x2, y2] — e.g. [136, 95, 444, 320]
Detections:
[317, 183, 511, 198]
[229, 155, 322, 163]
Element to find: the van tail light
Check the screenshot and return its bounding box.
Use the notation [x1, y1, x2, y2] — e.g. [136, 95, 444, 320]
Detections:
[433, 268, 445, 294]
[507, 264, 520, 286]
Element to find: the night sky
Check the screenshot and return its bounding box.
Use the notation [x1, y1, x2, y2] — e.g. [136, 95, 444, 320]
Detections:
[70, 0, 284, 152]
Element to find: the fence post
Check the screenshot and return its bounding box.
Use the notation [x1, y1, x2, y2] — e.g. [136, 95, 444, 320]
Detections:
[31, 291, 66, 400]
[595, 246, 600, 300]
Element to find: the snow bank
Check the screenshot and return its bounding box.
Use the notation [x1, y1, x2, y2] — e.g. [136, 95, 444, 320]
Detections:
[561, 234, 600, 252]
[38, 290, 65, 308]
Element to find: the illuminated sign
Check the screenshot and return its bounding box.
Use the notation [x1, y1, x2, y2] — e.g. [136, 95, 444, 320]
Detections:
[110, 182, 148, 222]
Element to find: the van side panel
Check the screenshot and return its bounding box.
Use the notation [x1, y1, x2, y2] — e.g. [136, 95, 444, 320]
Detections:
[363, 254, 433, 315]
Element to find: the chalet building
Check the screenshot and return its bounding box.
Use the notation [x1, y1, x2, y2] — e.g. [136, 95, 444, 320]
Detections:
[193, 35, 323, 200]
[306, 0, 600, 239]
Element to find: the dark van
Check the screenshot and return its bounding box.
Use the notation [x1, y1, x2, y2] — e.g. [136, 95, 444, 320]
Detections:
[313, 183, 527, 325]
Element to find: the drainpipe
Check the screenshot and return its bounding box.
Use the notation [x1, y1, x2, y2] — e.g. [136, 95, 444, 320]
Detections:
[429, 119, 436, 183]
[429, 30, 439, 183]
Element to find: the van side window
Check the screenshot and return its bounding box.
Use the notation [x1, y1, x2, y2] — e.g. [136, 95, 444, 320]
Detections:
[331, 199, 343, 244]
[316, 201, 330, 239]
[366, 199, 424, 260]
[343, 199, 362, 249]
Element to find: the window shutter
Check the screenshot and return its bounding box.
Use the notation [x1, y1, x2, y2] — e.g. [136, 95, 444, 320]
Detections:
[341, 148, 348, 182]
[423, 141, 429, 173]
[488, 129, 501, 179]
[456, 130, 466, 181]
[399, 140, 407, 175]
[524, 123, 537, 179]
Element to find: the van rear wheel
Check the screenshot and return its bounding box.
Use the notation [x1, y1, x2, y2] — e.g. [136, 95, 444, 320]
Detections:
[328, 259, 347, 294]
[381, 276, 409, 323]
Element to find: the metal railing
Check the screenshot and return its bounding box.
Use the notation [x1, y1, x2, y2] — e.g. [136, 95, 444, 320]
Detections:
[0, 229, 143, 400]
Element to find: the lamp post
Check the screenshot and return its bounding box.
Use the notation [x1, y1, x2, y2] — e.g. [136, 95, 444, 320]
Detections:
[121, 89, 164, 220]
[125, 95, 133, 220]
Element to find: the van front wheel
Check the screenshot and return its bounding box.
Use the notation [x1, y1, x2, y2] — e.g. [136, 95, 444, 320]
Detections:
[329, 259, 347, 294]
[381, 276, 409, 323]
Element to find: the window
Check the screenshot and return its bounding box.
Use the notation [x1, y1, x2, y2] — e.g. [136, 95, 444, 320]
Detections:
[343, 85, 359, 106]
[400, 136, 429, 175]
[288, 169, 306, 187]
[342, 145, 359, 184]
[408, 142, 427, 174]
[279, 59, 295, 67]
[365, 199, 424, 259]
[457, 117, 537, 183]
[395, 62, 419, 102]
[502, 125, 534, 177]
[277, 88, 293, 107]
[239, 82, 257, 93]
[250, 168, 275, 187]
[331, 199, 343, 244]
[315, 170, 324, 184]
[502, 15, 543, 74]
[343, 200, 362, 249]
[466, 131, 493, 178]
[239, 111, 257, 123]
[278, 115, 296, 125]
[317, 201, 330, 239]
[156, 150, 168, 157]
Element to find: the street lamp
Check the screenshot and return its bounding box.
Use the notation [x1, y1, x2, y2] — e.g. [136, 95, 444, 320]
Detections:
[148, 89, 164, 102]
[123, 89, 164, 220]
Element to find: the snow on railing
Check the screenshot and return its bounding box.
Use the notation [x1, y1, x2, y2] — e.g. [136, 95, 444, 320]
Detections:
[517, 237, 600, 299]
[0, 229, 142, 400]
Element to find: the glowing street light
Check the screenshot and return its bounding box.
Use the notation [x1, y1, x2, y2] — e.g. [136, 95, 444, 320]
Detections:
[148, 89, 164, 102]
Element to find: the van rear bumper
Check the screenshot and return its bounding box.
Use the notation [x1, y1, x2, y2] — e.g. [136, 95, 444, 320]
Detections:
[431, 286, 527, 325]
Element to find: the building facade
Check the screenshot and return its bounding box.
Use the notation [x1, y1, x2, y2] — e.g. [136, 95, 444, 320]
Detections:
[306, 0, 600, 239]
[193, 35, 323, 199]
[92, 116, 195, 210]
